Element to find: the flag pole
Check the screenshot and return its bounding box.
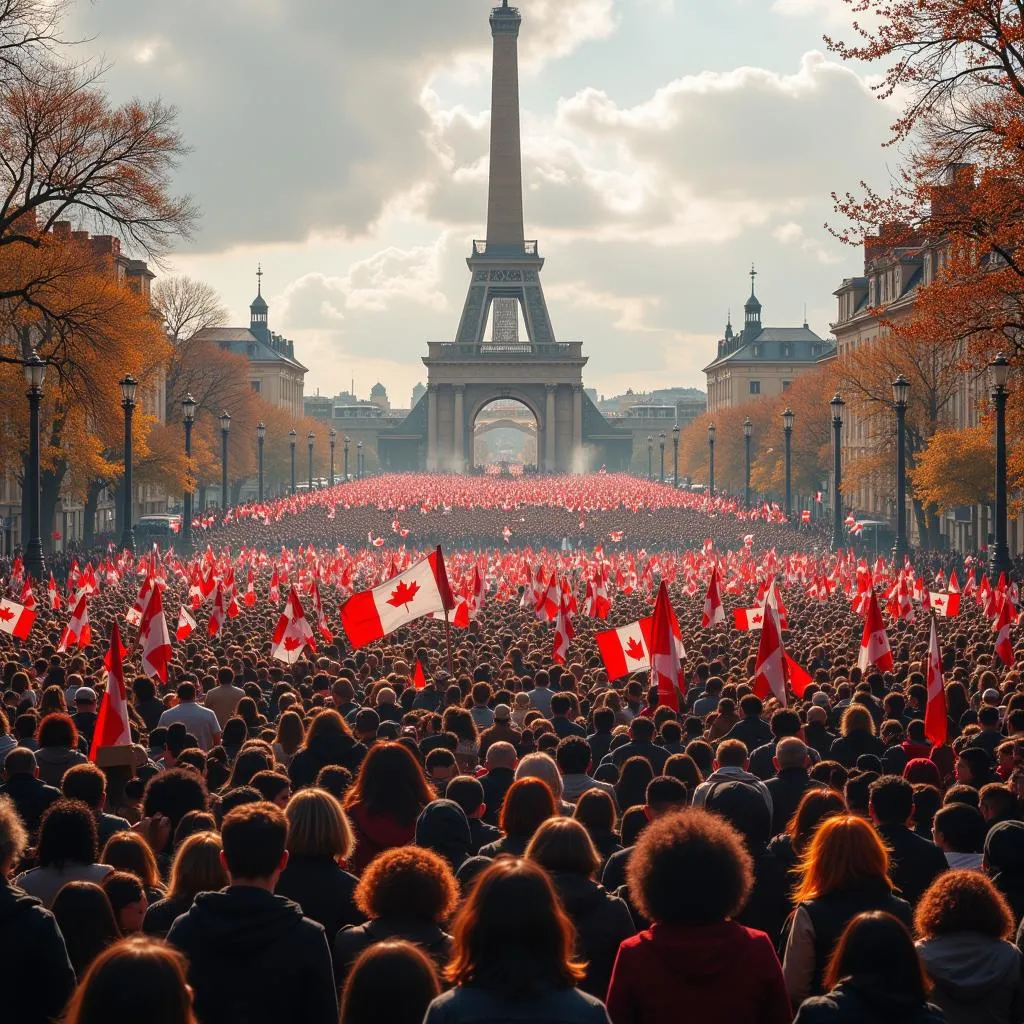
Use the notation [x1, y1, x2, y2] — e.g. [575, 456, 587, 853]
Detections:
[443, 604, 454, 677]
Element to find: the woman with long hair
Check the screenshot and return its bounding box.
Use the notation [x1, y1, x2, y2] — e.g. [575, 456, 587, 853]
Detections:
[100, 831, 166, 903]
[339, 940, 441, 1024]
[615, 756, 655, 814]
[915, 870, 1024, 1024]
[272, 709, 305, 767]
[827, 706, 885, 769]
[478, 777, 556, 859]
[288, 708, 365, 790]
[443, 706, 481, 772]
[425, 858, 611, 1023]
[223, 747, 272, 791]
[343, 742, 434, 873]
[143, 832, 227, 938]
[51, 881, 121, 976]
[573, 788, 622, 866]
[782, 815, 912, 1007]
[794, 912, 943, 1023]
[34, 712, 87, 786]
[63, 935, 197, 1024]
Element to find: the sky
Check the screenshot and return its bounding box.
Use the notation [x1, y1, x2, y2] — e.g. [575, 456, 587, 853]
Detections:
[65, 0, 898, 407]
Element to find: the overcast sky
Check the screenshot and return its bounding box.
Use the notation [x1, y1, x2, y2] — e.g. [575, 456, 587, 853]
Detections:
[67, 0, 896, 407]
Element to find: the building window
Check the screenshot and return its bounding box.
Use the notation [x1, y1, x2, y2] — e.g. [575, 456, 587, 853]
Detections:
[752, 345, 761, 357]
[782, 380, 791, 391]
[781, 344, 790, 357]
[250, 380, 261, 393]
[749, 381, 761, 395]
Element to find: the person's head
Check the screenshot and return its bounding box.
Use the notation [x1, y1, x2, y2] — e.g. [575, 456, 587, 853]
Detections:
[823, 912, 929, 1002]
[868, 775, 914, 827]
[979, 782, 1017, 823]
[339, 940, 441, 1024]
[499, 777, 556, 840]
[0, 794, 27, 877]
[793, 815, 892, 903]
[485, 740, 517, 772]
[61, 762, 107, 811]
[739, 695, 763, 720]
[167, 831, 227, 903]
[445, 775, 486, 821]
[284, 786, 354, 863]
[353, 845, 458, 924]
[645, 775, 690, 817]
[841, 705, 875, 737]
[37, 712, 78, 750]
[101, 871, 148, 933]
[555, 735, 591, 776]
[714, 738, 748, 770]
[956, 747, 994, 788]
[445, 858, 584, 998]
[50, 882, 120, 977]
[773, 737, 809, 773]
[142, 768, 210, 837]
[273, 710, 305, 755]
[573, 788, 617, 835]
[37, 799, 97, 869]
[220, 801, 288, 885]
[101, 832, 163, 893]
[627, 809, 752, 925]
[915, 869, 1014, 940]
[63, 935, 197, 1024]
[932, 802, 986, 854]
[425, 747, 459, 787]
[787, 788, 848, 854]
[526, 817, 600, 880]
[514, 752, 564, 801]
[345, 742, 433, 825]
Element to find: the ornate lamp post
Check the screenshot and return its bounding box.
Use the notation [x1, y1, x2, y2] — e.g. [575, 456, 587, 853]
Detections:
[357, 440, 364, 480]
[646, 435, 653, 481]
[743, 417, 753, 507]
[344, 436, 351, 481]
[659, 432, 666, 484]
[329, 428, 337, 487]
[120, 375, 138, 553]
[256, 421, 265, 502]
[23, 350, 46, 582]
[307, 431, 315, 490]
[182, 393, 196, 554]
[989, 354, 1013, 582]
[289, 429, 297, 495]
[892, 374, 911, 563]
[219, 410, 231, 510]
[672, 423, 680, 487]
[707, 422, 716, 496]
[831, 393, 845, 551]
[783, 407, 794, 522]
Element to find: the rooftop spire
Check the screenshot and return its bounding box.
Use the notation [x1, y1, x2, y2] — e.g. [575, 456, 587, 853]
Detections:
[749, 263, 757, 296]
[256, 263, 263, 296]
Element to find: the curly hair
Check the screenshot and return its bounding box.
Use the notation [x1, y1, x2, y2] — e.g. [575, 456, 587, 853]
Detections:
[37, 712, 78, 750]
[354, 845, 458, 923]
[626, 808, 753, 925]
[915, 869, 1014, 941]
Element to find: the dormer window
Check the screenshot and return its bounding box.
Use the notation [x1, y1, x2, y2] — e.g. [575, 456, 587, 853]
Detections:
[752, 344, 761, 357]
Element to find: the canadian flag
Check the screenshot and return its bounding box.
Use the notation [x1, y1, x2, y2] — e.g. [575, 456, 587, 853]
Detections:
[243, 570, 256, 608]
[995, 594, 1015, 666]
[552, 589, 575, 666]
[340, 547, 453, 649]
[858, 590, 894, 673]
[308, 579, 334, 644]
[609, 531, 624, 543]
[90, 622, 132, 761]
[46, 574, 61, 611]
[58, 594, 91, 653]
[650, 581, 681, 711]
[126, 575, 152, 628]
[269, 568, 281, 605]
[139, 583, 172, 683]
[733, 606, 766, 631]
[925, 616, 948, 746]
[534, 574, 559, 622]
[412, 658, 427, 690]
[701, 566, 725, 628]
[176, 605, 197, 642]
[801, 510, 811, 523]
[596, 620, 652, 680]
[928, 592, 961, 618]
[0, 598, 35, 640]
[207, 583, 226, 638]
[753, 600, 787, 707]
[272, 586, 318, 664]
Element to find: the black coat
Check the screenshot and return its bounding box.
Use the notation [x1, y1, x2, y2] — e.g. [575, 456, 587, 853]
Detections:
[874, 824, 947, 908]
[143, 894, 193, 938]
[550, 872, 635, 1000]
[0, 881, 75, 1024]
[805, 723, 837, 760]
[287, 733, 366, 790]
[480, 766, 515, 826]
[467, 816, 502, 855]
[601, 845, 632, 893]
[725, 716, 774, 752]
[167, 886, 337, 1024]
[333, 917, 452, 988]
[607, 739, 669, 774]
[765, 770, 825, 838]
[795, 980, 946, 1024]
[0, 774, 60, 837]
[274, 855, 364, 944]
[827, 733, 886, 769]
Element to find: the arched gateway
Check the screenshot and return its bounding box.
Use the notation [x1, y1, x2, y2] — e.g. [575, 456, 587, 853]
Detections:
[377, 2, 632, 474]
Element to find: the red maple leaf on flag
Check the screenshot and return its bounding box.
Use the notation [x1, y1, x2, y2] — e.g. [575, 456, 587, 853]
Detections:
[751, 612, 763, 625]
[625, 636, 645, 661]
[283, 636, 302, 652]
[387, 579, 420, 610]
[0, 608, 13, 622]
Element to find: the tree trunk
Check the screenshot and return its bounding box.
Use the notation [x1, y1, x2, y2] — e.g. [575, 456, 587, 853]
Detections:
[83, 479, 105, 549]
[912, 498, 929, 550]
[40, 464, 64, 555]
[198, 484, 207, 512]
[231, 479, 244, 506]
[927, 503, 942, 551]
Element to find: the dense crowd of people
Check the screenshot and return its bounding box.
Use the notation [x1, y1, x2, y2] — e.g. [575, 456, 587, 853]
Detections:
[0, 478, 1022, 1023]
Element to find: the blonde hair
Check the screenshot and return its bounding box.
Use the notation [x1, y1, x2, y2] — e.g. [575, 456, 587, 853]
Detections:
[167, 832, 227, 902]
[285, 787, 355, 860]
[0, 794, 27, 869]
[841, 705, 876, 738]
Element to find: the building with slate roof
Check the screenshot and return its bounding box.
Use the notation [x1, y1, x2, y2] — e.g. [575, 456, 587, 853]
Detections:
[703, 267, 835, 412]
[190, 269, 307, 418]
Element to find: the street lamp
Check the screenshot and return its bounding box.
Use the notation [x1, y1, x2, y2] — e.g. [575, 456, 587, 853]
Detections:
[743, 417, 753, 507]
[357, 440, 364, 480]
[782, 407, 794, 522]
[329, 428, 337, 487]
[219, 410, 231, 510]
[647, 435, 653, 481]
[23, 350, 45, 582]
[307, 431, 315, 491]
[344, 436, 351, 482]
[120, 375, 138, 553]
[289, 429, 297, 495]
[830, 393, 845, 551]
[256, 421, 265, 502]
[891, 374, 911, 563]
[707, 423, 716, 496]
[672, 423, 680, 488]
[659, 432, 666, 484]
[182, 393, 196, 554]
[989, 354, 1013, 582]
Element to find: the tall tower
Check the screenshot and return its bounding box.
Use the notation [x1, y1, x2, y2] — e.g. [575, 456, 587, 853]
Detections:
[743, 264, 762, 342]
[250, 264, 269, 344]
[454, 1, 556, 348]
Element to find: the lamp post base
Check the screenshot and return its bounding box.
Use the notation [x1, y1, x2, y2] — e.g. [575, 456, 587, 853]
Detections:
[989, 545, 1013, 584]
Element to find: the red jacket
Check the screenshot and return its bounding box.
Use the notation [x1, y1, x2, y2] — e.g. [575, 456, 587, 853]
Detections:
[346, 801, 416, 874]
[606, 920, 791, 1024]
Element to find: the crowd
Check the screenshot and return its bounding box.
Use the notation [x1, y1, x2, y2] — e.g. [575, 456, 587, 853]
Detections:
[0, 481, 1022, 1023]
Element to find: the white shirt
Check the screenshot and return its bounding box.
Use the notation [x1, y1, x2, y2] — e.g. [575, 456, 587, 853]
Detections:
[157, 701, 222, 750]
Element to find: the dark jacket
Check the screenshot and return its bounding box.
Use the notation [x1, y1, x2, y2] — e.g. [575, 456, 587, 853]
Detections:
[0, 881, 76, 1024]
[749, 739, 779, 781]
[166, 885, 337, 1024]
[587, 827, 623, 869]
[468, 816, 502, 855]
[601, 845, 632, 893]
[424, 985, 610, 1024]
[804, 723, 836, 760]
[874, 823, 947, 908]
[606, 739, 669, 774]
[551, 872, 634, 999]
[416, 800, 473, 872]
[143, 893, 193, 937]
[794, 979, 947, 1024]
[346, 801, 417, 874]
[480, 766, 515, 826]
[765, 769, 823, 837]
[725, 715, 774, 752]
[587, 729, 615, 767]
[136, 696, 167, 732]
[287, 733, 366, 790]
[827, 733, 886, 769]
[0, 773, 60, 837]
[333, 917, 452, 988]
[34, 745, 88, 787]
[478, 833, 530, 859]
[986, 821, 1024, 928]
[274, 855, 363, 944]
